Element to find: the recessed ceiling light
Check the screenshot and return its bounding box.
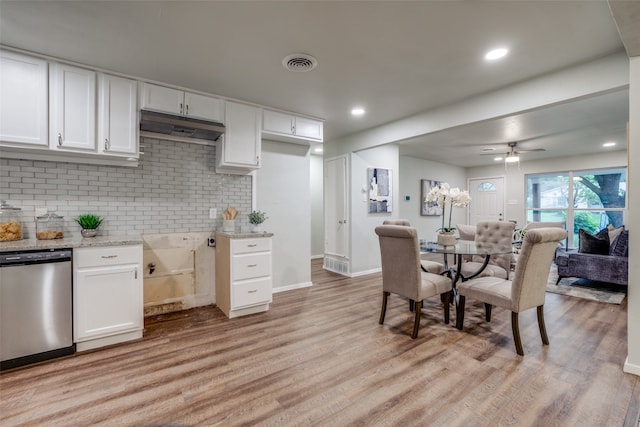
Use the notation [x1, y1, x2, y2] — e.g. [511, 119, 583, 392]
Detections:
[603, 141, 617, 147]
[314, 147, 323, 153]
[485, 48, 508, 61]
[494, 157, 503, 161]
[351, 107, 365, 116]
[482, 148, 496, 152]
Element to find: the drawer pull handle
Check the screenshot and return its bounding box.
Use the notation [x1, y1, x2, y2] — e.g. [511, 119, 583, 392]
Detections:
[247, 264, 257, 267]
[247, 244, 257, 247]
[101, 255, 118, 259]
[248, 290, 257, 293]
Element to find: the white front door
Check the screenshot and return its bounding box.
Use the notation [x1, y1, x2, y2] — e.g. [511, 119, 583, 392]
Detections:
[468, 177, 505, 224]
[324, 155, 349, 259]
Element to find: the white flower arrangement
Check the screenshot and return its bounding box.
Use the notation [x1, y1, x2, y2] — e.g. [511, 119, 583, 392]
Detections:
[426, 183, 471, 232]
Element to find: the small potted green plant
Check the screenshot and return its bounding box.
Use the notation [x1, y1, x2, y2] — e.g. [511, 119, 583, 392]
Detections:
[75, 213, 104, 237]
[248, 210, 267, 233]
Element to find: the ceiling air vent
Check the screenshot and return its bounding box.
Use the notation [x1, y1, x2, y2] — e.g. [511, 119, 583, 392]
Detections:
[282, 53, 318, 72]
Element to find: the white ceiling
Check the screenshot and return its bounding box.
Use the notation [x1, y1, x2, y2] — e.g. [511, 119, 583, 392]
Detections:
[0, 1, 637, 167]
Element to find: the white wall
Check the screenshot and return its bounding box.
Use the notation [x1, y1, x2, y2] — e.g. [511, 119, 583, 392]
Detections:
[399, 155, 467, 239]
[257, 140, 312, 290]
[349, 144, 399, 275]
[310, 153, 324, 258]
[625, 56, 639, 375]
[466, 150, 628, 228]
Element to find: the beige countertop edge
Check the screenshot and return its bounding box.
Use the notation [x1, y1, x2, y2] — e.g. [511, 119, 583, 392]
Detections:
[0, 235, 143, 252]
[216, 232, 274, 239]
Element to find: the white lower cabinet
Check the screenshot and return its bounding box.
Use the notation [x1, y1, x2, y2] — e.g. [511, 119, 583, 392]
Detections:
[215, 234, 272, 318]
[73, 245, 143, 351]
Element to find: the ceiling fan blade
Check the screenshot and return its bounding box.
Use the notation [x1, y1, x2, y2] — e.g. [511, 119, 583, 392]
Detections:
[480, 152, 509, 156]
[516, 148, 546, 153]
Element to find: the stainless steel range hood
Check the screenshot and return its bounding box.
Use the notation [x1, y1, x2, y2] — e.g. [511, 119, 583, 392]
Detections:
[139, 110, 225, 144]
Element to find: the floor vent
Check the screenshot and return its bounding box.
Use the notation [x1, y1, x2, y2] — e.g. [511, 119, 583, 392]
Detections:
[324, 257, 348, 274]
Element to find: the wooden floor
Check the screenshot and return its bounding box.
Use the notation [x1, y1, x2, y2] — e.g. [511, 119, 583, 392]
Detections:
[1, 259, 639, 426]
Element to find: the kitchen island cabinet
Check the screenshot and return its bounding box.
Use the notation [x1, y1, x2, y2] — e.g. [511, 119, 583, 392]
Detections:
[73, 244, 143, 351]
[215, 233, 272, 318]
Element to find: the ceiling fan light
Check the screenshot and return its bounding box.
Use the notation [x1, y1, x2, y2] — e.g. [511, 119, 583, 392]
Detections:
[505, 154, 520, 163]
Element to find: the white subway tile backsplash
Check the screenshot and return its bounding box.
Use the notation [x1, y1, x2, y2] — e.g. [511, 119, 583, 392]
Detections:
[0, 138, 251, 238]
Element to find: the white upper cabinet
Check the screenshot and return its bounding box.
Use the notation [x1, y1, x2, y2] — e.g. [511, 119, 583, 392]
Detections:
[98, 74, 138, 157]
[263, 109, 323, 143]
[216, 101, 262, 173]
[141, 82, 223, 122]
[0, 50, 48, 147]
[49, 63, 97, 152]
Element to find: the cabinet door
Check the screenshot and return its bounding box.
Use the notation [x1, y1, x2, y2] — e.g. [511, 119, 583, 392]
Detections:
[263, 110, 294, 136]
[141, 83, 183, 115]
[294, 116, 323, 141]
[184, 92, 224, 122]
[75, 263, 142, 341]
[0, 50, 48, 147]
[98, 74, 138, 156]
[220, 101, 261, 167]
[49, 63, 97, 152]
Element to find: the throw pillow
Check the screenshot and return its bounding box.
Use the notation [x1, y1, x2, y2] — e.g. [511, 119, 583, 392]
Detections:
[607, 224, 625, 242]
[578, 228, 610, 255]
[610, 230, 629, 257]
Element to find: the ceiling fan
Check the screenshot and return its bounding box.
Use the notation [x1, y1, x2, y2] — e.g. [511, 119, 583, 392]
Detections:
[481, 142, 546, 163]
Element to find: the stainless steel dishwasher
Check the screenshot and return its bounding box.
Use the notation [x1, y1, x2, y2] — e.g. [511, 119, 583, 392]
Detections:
[0, 248, 75, 370]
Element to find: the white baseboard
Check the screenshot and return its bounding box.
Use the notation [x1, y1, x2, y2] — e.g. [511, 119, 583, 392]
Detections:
[349, 267, 381, 278]
[272, 281, 313, 293]
[624, 356, 640, 376]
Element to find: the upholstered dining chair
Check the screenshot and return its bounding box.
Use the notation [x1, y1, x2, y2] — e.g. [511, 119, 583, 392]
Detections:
[382, 219, 445, 274]
[455, 221, 515, 280]
[375, 225, 453, 339]
[523, 221, 568, 250]
[455, 227, 567, 355]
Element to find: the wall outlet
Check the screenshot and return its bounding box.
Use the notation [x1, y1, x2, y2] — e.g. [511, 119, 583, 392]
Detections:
[35, 207, 48, 217]
[209, 208, 217, 219]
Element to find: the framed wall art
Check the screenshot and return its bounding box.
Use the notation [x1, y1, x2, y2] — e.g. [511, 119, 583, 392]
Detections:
[421, 179, 442, 216]
[368, 168, 392, 213]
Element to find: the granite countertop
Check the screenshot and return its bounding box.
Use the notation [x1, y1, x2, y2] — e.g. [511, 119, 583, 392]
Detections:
[216, 231, 274, 239]
[0, 234, 143, 253]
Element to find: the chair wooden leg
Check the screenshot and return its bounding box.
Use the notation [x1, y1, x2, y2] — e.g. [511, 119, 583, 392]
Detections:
[511, 312, 524, 356]
[537, 305, 550, 345]
[442, 291, 450, 324]
[379, 291, 389, 325]
[411, 301, 422, 339]
[555, 275, 563, 286]
[409, 299, 415, 312]
[456, 295, 466, 330]
[484, 303, 492, 322]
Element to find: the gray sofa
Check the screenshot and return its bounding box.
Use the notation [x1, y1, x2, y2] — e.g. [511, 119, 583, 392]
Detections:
[555, 230, 628, 286]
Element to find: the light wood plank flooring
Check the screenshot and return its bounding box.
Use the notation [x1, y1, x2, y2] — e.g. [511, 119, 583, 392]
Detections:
[1, 259, 638, 426]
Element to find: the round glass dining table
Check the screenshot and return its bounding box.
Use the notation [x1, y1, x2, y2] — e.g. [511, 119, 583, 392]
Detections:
[420, 239, 514, 285]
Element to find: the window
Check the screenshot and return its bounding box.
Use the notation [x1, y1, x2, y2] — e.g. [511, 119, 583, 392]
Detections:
[477, 182, 496, 191]
[526, 168, 626, 248]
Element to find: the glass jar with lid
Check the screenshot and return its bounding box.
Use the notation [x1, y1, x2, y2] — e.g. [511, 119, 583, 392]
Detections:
[36, 212, 65, 240]
[0, 200, 22, 241]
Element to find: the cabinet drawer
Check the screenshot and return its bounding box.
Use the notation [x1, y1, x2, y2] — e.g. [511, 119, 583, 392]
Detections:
[232, 238, 271, 255]
[74, 245, 141, 268]
[232, 252, 271, 281]
[232, 278, 271, 309]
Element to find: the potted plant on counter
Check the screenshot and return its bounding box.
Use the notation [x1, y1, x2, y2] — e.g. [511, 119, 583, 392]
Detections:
[75, 213, 104, 237]
[248, 210, 267, 233]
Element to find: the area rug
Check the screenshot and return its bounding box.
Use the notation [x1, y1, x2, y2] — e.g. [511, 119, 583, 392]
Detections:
[545, 264, 626, 304]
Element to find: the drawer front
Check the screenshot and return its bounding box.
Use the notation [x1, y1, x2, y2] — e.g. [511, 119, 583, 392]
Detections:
[232, 252, 271, 281]
[232, 238, 271, 255]
[74, 245, 141, 268]
[232, 278, 271, 309]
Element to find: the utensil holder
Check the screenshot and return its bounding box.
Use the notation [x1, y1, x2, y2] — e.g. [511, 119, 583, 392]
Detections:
[223, 220, 235, 232]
